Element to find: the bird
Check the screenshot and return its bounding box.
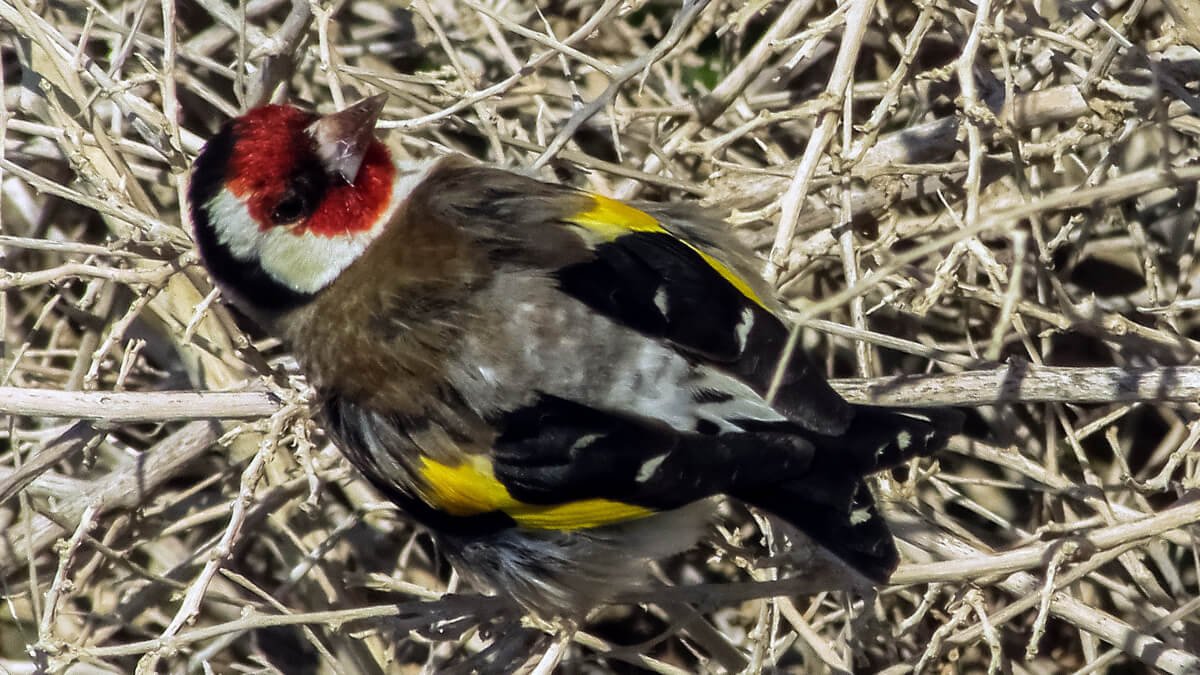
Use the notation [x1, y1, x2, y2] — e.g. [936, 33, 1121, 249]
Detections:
[187, 94, 962, 616]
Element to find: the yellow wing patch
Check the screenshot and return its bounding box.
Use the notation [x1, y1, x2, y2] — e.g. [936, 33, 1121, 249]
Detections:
[567, 194, 662, 237]
[567, 194, 768, 309]
[418, 456, 653, 530]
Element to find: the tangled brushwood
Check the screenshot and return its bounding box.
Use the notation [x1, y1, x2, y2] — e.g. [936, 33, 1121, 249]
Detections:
[3, 0, 1200, 672]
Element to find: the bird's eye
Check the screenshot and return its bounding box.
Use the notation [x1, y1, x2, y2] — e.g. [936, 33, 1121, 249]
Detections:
[271, 191, 309, 224]
[269, 169, 325, 225]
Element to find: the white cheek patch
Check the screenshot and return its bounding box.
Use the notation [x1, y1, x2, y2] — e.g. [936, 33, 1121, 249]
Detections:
[206, 188, 368, 294]
[260, 227, 375, 293]
[203, 158, 435, 296]
[205, 188, 265, 260]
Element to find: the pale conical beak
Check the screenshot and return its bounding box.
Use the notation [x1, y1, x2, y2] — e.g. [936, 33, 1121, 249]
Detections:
[307, 94, 387, 185]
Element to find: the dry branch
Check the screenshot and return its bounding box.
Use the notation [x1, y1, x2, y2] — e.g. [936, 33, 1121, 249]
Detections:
[2, 364, 1199, 424]
[835, 364, 1200, 406]
[0, 387, 282, 421]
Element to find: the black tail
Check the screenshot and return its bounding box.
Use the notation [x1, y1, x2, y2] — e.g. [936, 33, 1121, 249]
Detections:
[745, 479, 899, 582]
[734, 405, 962, 583]
[809, 405, 963, 476]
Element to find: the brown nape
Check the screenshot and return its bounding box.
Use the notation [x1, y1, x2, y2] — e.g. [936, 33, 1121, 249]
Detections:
[399, 156, 598, 269]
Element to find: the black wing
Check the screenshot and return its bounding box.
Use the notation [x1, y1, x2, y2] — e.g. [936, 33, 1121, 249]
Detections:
[555, 223, 852, 435]
[408, 161, 851, 434]
[491, 394, 818, 510]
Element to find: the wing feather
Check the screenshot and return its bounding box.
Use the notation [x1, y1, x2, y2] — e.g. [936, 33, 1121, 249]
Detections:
[406, 159, 852, 434]
[559, 194, 852, 434]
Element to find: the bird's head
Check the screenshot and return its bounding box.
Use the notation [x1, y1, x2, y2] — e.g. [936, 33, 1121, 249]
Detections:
[188, 95, 419, 315]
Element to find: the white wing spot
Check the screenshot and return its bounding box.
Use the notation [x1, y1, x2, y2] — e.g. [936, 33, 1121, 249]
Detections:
[654, 286, 670, 317]
[735, 307, 755, 353]
[849, 506, 873, 525]
[896, 430, 912, 451]
[636, 454, 668, 483]
[570, 433, 604, 453]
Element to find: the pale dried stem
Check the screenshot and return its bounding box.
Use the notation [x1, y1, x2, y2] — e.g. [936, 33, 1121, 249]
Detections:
[766, 0, 876, 281]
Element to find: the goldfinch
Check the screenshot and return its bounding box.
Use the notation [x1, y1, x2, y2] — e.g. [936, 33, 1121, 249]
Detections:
[188, 95, 962, 615]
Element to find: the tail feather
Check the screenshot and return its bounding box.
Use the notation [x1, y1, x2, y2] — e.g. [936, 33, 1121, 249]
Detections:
[743, 480, 898, 583]
[808, 405, 963, 476]
[735, 405, 962, 583]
